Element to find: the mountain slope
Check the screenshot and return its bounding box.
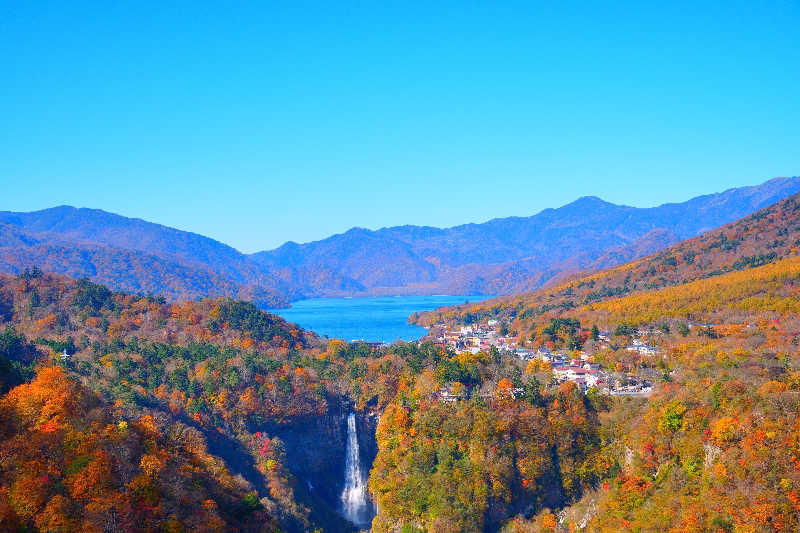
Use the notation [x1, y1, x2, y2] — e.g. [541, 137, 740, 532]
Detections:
[252, 176, 800, 297]
[0, 207, 295, 307]
[0, 206, 244, 269]
[495, 248, 800, 532]
[0, 272, 343, 532]
[412, 188, 800, 329]
[0, 366, 278, 532]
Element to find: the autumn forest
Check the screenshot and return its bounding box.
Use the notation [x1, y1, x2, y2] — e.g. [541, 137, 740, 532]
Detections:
[3, 192, 800, 532]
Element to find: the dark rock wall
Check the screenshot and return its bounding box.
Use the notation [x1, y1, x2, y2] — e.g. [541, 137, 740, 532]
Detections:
[270, 401, 378, 532]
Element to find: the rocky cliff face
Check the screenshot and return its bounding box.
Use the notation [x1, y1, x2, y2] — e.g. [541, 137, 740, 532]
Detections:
[270, 401, 378, 532]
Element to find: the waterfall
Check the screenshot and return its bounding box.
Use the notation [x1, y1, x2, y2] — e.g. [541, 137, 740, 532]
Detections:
[341, 412, 372, 527]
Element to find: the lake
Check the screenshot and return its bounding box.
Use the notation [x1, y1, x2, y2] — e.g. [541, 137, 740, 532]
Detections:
[268, 295, 493, 343]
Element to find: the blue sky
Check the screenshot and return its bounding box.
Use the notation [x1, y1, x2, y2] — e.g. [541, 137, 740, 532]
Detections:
[1, 1, 798, 252]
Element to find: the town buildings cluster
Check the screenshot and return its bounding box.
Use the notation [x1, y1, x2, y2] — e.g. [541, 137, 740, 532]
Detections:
[431, 319, 658, 398]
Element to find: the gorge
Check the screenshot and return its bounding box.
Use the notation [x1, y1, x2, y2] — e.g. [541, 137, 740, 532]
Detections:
[266, 405, 379, 532]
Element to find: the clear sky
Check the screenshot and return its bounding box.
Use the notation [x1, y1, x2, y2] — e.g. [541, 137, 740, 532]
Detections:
[1, 1, 798, 252]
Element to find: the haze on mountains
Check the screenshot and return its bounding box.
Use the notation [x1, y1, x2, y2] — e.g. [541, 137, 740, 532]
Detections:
[0, 176, 798, 306]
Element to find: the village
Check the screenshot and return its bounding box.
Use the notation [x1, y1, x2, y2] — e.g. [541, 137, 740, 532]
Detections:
[429, 318, 659, 400]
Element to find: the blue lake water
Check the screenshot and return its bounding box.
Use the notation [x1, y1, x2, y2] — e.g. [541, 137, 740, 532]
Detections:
[268, 295, 493, 343]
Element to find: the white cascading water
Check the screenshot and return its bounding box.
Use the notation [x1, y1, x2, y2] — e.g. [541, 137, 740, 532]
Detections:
[341, 412, 371, 527]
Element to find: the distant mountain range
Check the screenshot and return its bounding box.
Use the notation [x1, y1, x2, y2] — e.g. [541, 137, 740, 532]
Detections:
[411, 182, 800, 328]
[0, 207, 299, 307]
[1, 176, 798, 306]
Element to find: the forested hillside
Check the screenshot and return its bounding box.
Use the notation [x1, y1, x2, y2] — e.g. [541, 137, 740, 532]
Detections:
[0, 271, 613, 532]
[497, 255, 800, 531]
[0, 366, 276, 532]
[0, 272, 322, 531]
[3, 189, 800, 532]
[401, 191, 800, 532]
[364, 258, 800, 531]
